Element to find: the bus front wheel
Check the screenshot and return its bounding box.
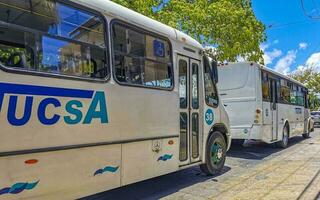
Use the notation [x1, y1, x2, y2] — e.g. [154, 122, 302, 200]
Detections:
[200, 131, 227, 175]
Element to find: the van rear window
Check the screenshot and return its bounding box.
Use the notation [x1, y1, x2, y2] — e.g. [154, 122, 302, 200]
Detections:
[218, 64, 250, 90]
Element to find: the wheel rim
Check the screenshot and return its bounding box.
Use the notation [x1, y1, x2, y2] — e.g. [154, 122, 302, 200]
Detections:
[210, 141, 224, 165]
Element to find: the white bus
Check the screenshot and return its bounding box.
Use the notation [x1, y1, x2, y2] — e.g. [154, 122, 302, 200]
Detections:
[0, 0, 231, 199]
[218, 62, 312, 148]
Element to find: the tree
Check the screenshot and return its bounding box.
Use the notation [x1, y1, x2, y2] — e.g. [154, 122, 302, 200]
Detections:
[111, 0, 266, 63]
[290, 67, 320, 110]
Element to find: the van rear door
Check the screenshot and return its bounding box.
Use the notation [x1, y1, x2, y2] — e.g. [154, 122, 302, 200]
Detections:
[218, 63, 259, 138]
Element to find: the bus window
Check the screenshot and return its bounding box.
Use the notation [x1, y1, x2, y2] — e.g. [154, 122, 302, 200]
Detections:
[0, 29, 35, 70]
[304, 90, 309, 108]
[191, 113, 199, 158]
[179, 60, 188, 109]
[280, 79, 290, 103]
[192, 63, 199, 109]
[296, 87, 305, 106]
[204, 56, 218, 107]
[0, 0, 108, 79]
[262, 71, 270, 101]
[112, 22, 173, 89]
[179, 112, 188, 161]
[290, 83, 298, 105]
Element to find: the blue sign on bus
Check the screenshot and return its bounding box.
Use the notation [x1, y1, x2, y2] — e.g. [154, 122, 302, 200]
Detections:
[153, 40, 165, 57]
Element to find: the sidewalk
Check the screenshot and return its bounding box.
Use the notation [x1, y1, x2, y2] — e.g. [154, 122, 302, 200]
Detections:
[210, 136, 320, 200]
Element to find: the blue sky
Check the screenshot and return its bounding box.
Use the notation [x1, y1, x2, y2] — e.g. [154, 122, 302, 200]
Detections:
[252, 0, 320, 74]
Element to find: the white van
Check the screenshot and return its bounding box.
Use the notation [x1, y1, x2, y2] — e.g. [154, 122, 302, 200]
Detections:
[218, 62, 312, 147]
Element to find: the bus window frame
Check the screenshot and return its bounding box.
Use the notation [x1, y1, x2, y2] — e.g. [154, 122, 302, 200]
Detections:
[110, 19, 174, 91]
[0, 0, 110, 83]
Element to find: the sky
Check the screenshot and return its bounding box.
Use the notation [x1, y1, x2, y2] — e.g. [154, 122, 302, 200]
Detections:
[252, 0, 320, 74]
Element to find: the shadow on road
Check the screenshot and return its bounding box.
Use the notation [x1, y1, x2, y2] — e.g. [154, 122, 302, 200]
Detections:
[82, 166, 231, 200]
[227, 135, 308, 160]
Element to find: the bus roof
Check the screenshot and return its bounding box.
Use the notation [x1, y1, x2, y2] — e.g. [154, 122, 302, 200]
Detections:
[73, 0, 203, 50]
[219, 62, 307, 88]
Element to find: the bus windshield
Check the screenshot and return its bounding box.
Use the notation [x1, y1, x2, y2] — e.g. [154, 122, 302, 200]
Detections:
[0, 0, 108, 79]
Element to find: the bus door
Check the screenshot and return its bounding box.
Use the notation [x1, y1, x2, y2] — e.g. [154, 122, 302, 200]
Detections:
[269, 78, 278, 141]
[178, 55, 201, 165]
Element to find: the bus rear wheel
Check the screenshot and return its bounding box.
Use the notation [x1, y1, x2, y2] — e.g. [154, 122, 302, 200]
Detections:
[303, 122, 312, 138]
[302, 132, 310, 138]
[200, 131, 226, 175]
[277, 125, 289, 148]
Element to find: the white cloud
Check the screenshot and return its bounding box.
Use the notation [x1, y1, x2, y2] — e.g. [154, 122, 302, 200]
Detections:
[260, 41, 282, 66]
[306, 52, 320, 70]
[299, 42, 308, 50]
[290, 52, 320, 74]
[260, 43, 269, 51]
[274, 50, 297, 75]
[263, 49, 282, 66]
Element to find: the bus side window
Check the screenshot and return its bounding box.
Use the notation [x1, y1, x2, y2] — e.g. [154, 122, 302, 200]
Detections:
[290, 83, 298, 105]
[261, 71, 270, 102]
[0, 29, 35, 70]
[0, 0, 108, 80]
[304, 91, 309, 108]
[280, 79, 290, 103]
[112, 22, 173, 89]
[296, 87, 304, 106]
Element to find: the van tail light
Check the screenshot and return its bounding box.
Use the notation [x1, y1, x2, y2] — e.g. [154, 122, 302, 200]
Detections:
[254, 108, 262, 124]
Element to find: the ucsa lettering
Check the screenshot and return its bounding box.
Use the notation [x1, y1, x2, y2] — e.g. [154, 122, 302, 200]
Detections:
[2, 91, 108, 126]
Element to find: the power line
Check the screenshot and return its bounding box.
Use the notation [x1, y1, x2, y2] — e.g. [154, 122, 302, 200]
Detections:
[267, 0, 320, 30]
[312, 0, 320, 15]
[301, 0, 320, 19]
[266, 20, 313, 29]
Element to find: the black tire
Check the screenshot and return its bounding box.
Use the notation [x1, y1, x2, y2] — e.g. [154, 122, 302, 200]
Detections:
[311, 122, 315, 132]
[302, 124, 312, 139]
[276, 125, 289, 148]
[302, 132, 310, 138]
[200, 131, 227, 175]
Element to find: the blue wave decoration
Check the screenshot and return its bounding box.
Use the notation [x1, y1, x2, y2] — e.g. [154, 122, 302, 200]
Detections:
[94, 166, 119, 176]
[0, 181, 39, 196]
[158, 154, 173, 161]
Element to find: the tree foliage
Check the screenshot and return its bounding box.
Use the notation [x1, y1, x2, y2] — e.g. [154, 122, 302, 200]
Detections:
[111, 0, 266, 63]
[290, 67, 320, 110]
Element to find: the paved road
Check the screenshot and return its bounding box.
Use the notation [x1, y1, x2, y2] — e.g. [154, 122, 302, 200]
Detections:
[84, 130, 320, 200]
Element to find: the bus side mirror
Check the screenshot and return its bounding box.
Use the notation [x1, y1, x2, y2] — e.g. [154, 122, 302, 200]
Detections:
[211, 60, 218, 84]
